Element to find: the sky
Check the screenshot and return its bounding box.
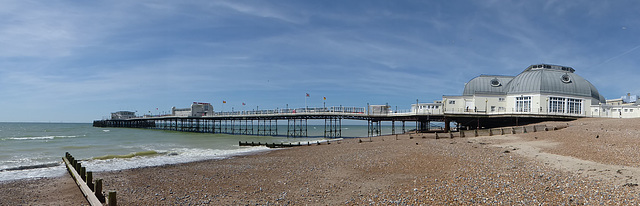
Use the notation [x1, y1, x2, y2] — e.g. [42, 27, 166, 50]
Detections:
[1, 0, 639, 122]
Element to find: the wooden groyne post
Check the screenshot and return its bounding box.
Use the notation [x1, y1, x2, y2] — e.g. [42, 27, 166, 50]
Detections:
[63, 152, 110, 206]
[239, 139, 341, 148]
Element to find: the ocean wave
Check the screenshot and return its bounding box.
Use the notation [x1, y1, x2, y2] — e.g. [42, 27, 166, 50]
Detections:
[62, 145, 93, 149]
[8, 136, 55, 140]
[55, 135, 78, 138]
[92, 150, 161, 160]
[82, 146, 271, 172]
[6, 135, 79, 140]
[1, 162, 60, 172]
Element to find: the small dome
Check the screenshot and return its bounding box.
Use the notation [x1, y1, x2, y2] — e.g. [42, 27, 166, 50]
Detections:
[505, 64, 604, 104]
[463, 75, 515, 96]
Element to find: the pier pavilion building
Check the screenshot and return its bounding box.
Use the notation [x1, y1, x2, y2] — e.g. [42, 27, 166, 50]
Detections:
[171, 102, 214, 117]
[441, 64, 605, 117]
[111, 111, 136, 120]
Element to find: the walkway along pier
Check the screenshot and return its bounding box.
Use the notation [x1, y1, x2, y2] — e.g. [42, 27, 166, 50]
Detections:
[93, 106, 578, 138]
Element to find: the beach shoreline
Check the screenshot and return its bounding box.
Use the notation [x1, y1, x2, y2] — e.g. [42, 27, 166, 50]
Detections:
[3, 118, 640, 204]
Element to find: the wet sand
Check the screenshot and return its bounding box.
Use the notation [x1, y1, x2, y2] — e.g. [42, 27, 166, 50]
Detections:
[3, 118, 640, 205]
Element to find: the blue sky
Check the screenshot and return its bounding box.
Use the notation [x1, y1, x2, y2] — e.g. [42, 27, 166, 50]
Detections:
[1, 0, 639, 122]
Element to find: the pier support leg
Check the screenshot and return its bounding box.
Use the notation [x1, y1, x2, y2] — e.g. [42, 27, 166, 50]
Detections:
[392, 121, 395, 135]
[418, 121, 429, 133]
[402, 121, 406, 133]
[444, 119, 451, 133]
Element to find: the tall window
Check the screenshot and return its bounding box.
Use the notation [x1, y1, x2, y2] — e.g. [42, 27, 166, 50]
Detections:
[516, 96, 531, 112]
[548, 97, 582, 114]
[567, 98, 582, 114]
[549, 97, 565, 113]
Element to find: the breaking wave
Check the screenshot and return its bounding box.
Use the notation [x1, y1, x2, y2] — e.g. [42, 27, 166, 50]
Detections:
[93, 150, 161, 160]
[6, 135, 79, 141]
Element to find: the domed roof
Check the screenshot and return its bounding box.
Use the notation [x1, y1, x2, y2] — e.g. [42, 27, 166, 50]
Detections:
[505, 64, 605, 103]
[463, 75, 514, 96]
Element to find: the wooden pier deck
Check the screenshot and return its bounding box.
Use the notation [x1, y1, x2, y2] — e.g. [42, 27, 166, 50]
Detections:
[94, 108, 578, 138]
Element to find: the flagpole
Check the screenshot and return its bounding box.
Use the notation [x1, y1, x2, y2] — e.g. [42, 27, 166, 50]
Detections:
[305, 94, 307, 112]
[323, 97, 326, 109]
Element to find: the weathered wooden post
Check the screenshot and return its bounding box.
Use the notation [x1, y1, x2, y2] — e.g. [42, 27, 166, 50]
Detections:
[474, 129, 478, 137]
[108, 191, 117, 206]
[74, 160, 82, 173]
[395, 134, 398, 140]
[87, 172, 94, 191]
[460, 130, 465, 138]
[435, 132, 439, 139]
[489, 129, 493, 136]
[449, 131, 454, 139]
[533, 125, 537, 132]
[95, 179, 104, 202]
[63, 152, 103, 205]
[80, 167, 86, 181]
[500, 128, 505, 135]
[512, 127, 516, 134]
[523, 126, 527, 133]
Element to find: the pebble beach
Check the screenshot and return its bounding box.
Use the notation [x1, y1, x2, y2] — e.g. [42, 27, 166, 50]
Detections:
[3, 117, 640, 205]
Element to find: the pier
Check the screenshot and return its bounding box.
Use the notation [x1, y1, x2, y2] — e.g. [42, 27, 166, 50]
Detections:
[94, 106, 578, 138]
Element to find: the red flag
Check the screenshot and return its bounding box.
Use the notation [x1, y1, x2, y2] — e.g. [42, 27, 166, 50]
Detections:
[323, 97, 326, 100]
[223, 100, 227, 104]
[242, 102, 246, 106]
[306, 93, 310, 97]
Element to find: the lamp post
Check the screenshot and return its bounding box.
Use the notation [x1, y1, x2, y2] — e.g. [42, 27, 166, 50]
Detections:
[485, 98, 488, 114]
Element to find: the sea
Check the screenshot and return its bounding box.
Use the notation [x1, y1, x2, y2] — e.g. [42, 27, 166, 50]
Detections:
[0, 122, 421, 182]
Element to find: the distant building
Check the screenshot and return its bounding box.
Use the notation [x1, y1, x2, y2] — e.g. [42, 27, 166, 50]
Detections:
[172, 102, 214, 117]
[111, 111, 136, 120]
[411, 101, 443, 115]
[368, 105, 392, 115]
[593, 93, 640, 118]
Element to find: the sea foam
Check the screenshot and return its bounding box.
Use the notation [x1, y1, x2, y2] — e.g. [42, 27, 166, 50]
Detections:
[82, 146, 271, 172]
